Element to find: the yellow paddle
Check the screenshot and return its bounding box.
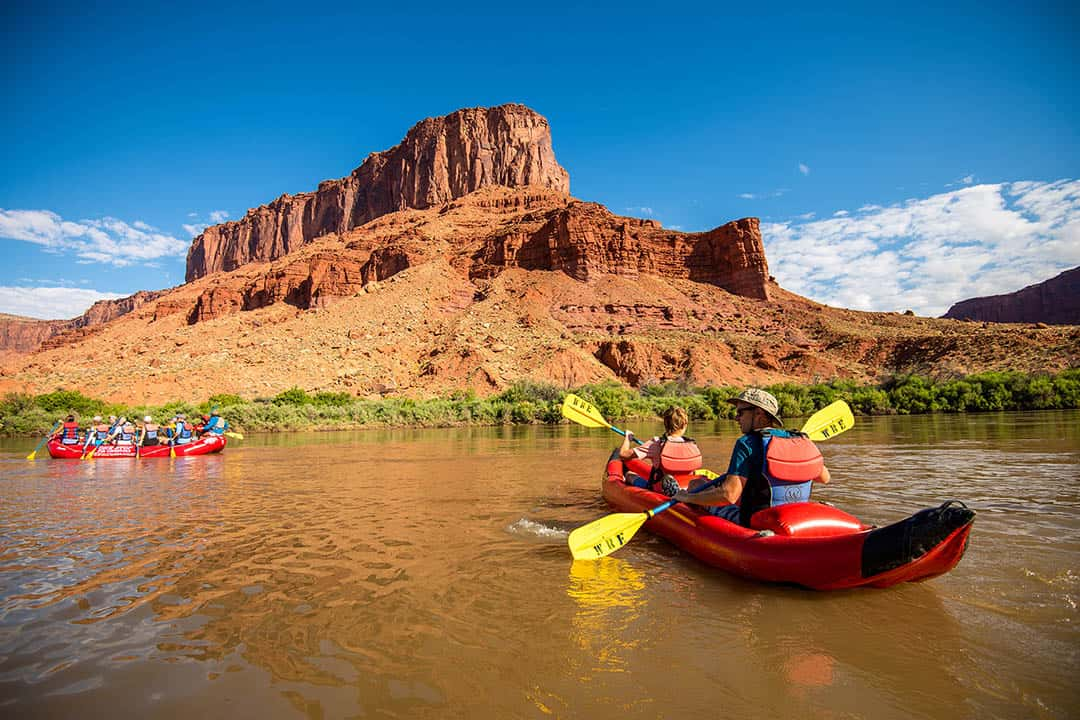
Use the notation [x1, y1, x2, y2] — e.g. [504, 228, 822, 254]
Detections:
[567, 400, 855, 560]
[561, 393, 643, 444]
[26, 421, 61, 460]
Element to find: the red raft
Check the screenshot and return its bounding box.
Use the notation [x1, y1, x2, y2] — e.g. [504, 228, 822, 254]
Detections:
[605, 452, 975, 590]
[46, 435, 227, 459]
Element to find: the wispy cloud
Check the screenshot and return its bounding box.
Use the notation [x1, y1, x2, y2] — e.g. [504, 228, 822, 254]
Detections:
[946, 174, 977, 188]
[0, 209, 189, 267]
[762, 179, 1080, 316]
[738, 189, 788, 201]
[798, 163, 810, 176]
[624, 206, 654, 217]
[183, 209, 231, 237]
[0, 286, 126, 320]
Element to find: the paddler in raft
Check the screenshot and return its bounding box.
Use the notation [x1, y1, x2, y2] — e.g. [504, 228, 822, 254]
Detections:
[137, 415, 161, 447]
[99, 416, 135, 446]
[619, 405, 703, 496]
[199, 409, 228, 436]
[49, 414, 83, 445]
[170, 413, 195, 446]
[671, 388, 831, 525]
[82, 415, 111, 451]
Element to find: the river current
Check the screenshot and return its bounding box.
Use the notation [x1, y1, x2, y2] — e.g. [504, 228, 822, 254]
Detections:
[1, 411, 1077, 718]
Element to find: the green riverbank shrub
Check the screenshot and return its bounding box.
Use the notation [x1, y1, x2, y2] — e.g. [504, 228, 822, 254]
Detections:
[2, 368, 1078, 436]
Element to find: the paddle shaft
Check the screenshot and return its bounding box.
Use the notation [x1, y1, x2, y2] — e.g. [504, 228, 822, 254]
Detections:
[27, 421, 62, 460]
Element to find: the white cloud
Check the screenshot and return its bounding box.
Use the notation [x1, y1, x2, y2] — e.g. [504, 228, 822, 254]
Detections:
[0, 286, 127, 320]
[0, 209, 189, 267]
[624, 206, 654, 216]
[961, 174, 974, 185]
[762, 179, 1080, 316]
[739, 189, 788, 201]
[799, 163, 810, 176]
[209, 210, 230, 223]
[183, 223, 206, 237]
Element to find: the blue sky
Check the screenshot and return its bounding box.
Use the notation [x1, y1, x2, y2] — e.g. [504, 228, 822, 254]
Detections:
[2, 1, 1077, 319]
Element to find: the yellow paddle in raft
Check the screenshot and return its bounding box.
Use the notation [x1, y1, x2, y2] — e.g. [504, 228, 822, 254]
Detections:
[567, 399, 856, 561]
[26, 421, 61, 460]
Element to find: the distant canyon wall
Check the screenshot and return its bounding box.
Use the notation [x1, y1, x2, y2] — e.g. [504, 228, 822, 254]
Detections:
[0, 290, 168, 355]
[943, 267, 1080, 325]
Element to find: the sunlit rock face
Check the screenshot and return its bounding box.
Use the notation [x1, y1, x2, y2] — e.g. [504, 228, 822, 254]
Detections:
[185, 104, 570, 281]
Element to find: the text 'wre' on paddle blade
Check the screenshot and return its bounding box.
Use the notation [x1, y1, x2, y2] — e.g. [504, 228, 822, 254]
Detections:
[568, 512, 650, 560]
[802, 400, 855, 441]
[560, 393, 610, 429]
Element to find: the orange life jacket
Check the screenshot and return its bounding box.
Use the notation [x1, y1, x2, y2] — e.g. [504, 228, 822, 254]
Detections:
[649, 435, 703, 483]
[60, 421, 80, 444]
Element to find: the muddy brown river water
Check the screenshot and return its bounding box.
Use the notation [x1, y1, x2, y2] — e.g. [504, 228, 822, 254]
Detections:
[1, 411, 1077, 718]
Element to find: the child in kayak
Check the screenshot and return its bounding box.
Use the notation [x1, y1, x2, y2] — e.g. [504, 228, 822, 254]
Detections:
[619, 406, 703, 495]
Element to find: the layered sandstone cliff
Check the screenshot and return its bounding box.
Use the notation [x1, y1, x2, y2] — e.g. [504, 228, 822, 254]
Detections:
[186, 104, 569, 281]
[182, 187, 770, 325]
[943, 266, 1080, 325]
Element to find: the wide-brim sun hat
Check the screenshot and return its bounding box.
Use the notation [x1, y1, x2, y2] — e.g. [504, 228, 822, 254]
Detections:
[727, 388, 782, 425]
[144, 415, 152, 422]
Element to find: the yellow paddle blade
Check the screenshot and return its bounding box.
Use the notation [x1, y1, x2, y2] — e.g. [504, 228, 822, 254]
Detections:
[224, 431, 244, 440]
[801, 400, 855, 441]
[561, 393, 611, 429]
[25, 450, 37, 460]
[568, 511, 650, 560]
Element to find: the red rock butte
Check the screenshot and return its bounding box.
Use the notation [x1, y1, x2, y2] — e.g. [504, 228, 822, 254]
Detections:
[186, 105, 571, 282]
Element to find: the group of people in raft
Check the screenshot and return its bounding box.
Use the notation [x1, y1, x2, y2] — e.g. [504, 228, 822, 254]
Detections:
[619, 388, 831, 524]
[48, 410, 229, 450]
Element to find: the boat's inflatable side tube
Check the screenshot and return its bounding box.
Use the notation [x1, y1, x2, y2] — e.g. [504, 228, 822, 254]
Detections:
[861, 500, 975, 578]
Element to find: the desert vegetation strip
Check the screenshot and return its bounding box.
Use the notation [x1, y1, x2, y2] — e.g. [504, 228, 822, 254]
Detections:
[2, 369, 1078, 436]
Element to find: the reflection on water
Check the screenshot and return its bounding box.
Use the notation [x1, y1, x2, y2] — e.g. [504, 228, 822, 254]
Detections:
[0, 411, 1077, 718]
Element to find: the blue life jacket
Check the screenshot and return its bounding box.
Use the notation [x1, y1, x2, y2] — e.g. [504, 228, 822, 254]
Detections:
[204, 416, 227, 435]
[760, 430, 824, 508]
[174, 421, 193, 443]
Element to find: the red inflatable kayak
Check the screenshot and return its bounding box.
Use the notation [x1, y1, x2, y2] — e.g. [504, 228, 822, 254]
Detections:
[47, 435, 227, 459]
[604, 451, 974, 590]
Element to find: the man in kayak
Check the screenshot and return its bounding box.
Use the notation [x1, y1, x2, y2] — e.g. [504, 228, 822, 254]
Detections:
[672, 388, 831, 525]
[619, 406, 702, 494]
